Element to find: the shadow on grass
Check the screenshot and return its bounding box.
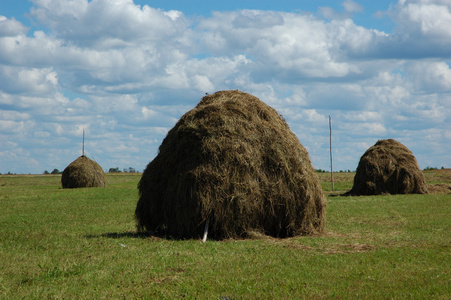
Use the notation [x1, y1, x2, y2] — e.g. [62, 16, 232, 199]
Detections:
[85, 231, 217, 241]
[84, 231, 152, 239]
[84, 229, 186, 240]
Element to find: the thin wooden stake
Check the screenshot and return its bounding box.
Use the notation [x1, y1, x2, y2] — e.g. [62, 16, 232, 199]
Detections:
[329, 116, 334, 192]
[82, 129, 85, 156]
[202, 220, 209, 242]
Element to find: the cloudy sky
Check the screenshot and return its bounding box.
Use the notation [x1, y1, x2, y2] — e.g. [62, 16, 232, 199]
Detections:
[0, 0, 450, 174]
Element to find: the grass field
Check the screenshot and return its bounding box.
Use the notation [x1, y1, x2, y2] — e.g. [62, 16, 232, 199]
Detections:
[1, 170, 450, 299]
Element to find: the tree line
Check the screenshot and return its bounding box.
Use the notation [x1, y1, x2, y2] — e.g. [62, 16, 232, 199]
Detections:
[41, 167, 140, 174]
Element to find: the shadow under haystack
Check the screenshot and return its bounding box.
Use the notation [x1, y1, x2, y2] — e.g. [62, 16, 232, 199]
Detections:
[61, 155, 106, 188]
[136, 90, 326, 240]
[346, 139, 427, 195]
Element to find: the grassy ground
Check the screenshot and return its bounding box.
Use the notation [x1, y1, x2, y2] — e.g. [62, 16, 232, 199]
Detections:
[0, 171, 450, 299]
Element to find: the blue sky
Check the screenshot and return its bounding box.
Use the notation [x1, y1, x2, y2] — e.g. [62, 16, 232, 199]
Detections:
[0, 0, 450, 174]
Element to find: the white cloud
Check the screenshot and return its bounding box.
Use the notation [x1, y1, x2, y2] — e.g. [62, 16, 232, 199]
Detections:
[394, 0, 451, 38]
[0, 119, 35, 134]
[404, 61, 451, 92]
[0, 66, 59, 95]
[199, 11, 367, 79]
[342, 111, 382, 122]
[0, 16, 29, 36]
[30, 0, 190, 46]
[192, 75, 214, 92]
[343, 0, 364, 13]
[0, 110, 30, 121]
[339, 121, 387, 137]
[141, 107, 158, 119]
[319, 0, 363, 20]
[363, 0, 451, 58]
[0, 120, 20, 132]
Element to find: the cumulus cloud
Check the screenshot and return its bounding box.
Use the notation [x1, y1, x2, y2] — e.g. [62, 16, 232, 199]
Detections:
[366, 0, 451, 58]
[30, 0, 189, 46]
[393, 0, 451, 37]
[0, 0, 450, 174]
[0, 15, 29, 36]
[199, 11, 362, 80]
[319, 0, 363, 20]
[0, 66, 58, 95]
[404, 61, 451, 93]
[343, 0, 364, 13]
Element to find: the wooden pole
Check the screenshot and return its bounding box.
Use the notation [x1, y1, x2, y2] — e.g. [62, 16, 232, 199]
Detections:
[202, 220, 209, 242]
[329, 116, 334, 192]
[82, 129, 85, 156]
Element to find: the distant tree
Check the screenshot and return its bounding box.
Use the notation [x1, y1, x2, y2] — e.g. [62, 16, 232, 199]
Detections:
[424, 166, 437, 171]
[108, 167, 122, 173]
[128, 167, 136, 173]
[43, 170, 50, 174]
[51, 169, 60, 174]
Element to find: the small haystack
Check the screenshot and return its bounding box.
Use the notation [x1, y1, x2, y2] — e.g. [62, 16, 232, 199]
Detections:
[61, 155, 106, 188]
[136, 90, 326, 239]
[346, 139, 427, 195]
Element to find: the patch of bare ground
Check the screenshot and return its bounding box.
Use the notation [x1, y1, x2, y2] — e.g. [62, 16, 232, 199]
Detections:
[146, 267, 188, 286]
[147, 275, 176, 285]
[280, 241, 377, 254]
[265, 231, 379, 254]
[323, 243, 377, 254]
[146, 236, 163, 242]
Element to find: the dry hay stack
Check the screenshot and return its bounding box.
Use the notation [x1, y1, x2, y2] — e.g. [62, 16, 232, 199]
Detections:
[347, 139, 427, 195]
[136, 90, 325, 239]
[61, 155, 106, 188]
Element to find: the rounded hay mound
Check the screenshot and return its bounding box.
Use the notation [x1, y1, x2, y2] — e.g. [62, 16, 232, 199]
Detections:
[61, 155, 106, 188]
[347, 139, 427, 195]
[136, 90, 326, 239]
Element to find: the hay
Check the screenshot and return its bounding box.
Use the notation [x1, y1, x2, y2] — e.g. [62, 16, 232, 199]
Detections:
[61, 155, 106, 188]
[427, 184, 451, 194]
[346, 139, 428, 195]
[136, 90, 326, 239]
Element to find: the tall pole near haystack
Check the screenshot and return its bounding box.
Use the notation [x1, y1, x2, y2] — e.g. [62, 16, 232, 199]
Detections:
[82, 129, 85, 156]
[329, 116, 334, 192]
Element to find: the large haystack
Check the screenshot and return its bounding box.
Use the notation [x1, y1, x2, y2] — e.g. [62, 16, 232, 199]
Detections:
[61, 155, 106, 188]
[347, 139, 427, 195]
[136, 90, 325, 239]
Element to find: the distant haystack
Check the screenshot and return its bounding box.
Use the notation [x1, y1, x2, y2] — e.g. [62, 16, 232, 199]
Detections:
[61, 155, 106, 188]
[135, 90, 326, 239]
[347, 139, 427, 195]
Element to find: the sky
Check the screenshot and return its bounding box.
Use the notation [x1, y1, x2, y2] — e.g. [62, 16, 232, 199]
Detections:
[0, 0, 450, 175]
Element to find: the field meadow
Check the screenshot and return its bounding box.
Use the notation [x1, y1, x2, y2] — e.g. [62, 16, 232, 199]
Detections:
[0, 170, 450, 299]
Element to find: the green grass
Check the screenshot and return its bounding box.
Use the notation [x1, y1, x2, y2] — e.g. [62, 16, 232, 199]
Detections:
[1, 173, 450, 299]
